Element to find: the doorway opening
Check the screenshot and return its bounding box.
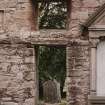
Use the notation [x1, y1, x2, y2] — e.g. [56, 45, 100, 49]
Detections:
[37, 45, 67, 105]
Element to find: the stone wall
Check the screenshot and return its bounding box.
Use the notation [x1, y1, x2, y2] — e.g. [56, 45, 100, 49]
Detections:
[0, 1, 38, 105]
[70, 0, 105, 37]
[0, 0, 35, 33]
[0, 0, 104, 105]
[66, 42, 90, 105]
[0, 44, 36, 105]
[66, 1, 105, 104]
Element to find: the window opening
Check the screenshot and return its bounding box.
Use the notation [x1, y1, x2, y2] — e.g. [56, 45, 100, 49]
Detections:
[37, 0, 68, 29]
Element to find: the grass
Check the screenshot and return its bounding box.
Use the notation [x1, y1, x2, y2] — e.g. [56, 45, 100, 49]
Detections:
[38, 99, 67, 105]
[59, 102, 66, 105]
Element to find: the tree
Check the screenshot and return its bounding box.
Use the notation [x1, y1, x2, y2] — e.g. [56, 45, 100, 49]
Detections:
[38, 46, 66, 99]
[38, 46, 66, 81]
[38, 0, 67, 29]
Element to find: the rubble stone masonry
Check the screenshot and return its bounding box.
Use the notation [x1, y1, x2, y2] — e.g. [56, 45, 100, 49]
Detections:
[0, 0, 104, 105]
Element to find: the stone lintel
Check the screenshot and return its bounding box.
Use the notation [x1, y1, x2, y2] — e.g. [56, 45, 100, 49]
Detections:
[0, 30, 89, 46]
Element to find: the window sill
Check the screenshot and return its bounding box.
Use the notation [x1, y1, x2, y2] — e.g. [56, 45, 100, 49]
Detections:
[88, 95, 105, 105]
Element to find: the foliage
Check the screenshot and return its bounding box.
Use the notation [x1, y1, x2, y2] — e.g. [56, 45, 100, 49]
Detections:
[38, 46, 66, 82]
[38, 46, 66, 98]
[38, 0, 67, 29]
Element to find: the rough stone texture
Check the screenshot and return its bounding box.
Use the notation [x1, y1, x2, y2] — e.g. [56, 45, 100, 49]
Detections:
[0, 44, 36, 105]
[69, 0, 105, 37]
[0, 0, 104, 105]
[66, 43, 90, 105]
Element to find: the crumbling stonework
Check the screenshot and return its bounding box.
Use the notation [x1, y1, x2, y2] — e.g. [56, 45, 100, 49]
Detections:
[66, 43, 90, 105]
[0, 44, 36, 105]
[0, 0, 105, 105]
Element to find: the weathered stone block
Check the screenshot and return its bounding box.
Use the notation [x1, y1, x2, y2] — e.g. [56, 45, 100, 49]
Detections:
[2, 102, 18, 105]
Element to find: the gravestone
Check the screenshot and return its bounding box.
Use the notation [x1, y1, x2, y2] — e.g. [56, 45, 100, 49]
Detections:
[43, 79, 61, 103]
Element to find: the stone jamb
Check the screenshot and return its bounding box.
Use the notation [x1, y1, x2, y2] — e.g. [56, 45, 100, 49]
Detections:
[89, 38, 99, 95]
[33, 0, 38, 30]
[34, 46, 39, 105]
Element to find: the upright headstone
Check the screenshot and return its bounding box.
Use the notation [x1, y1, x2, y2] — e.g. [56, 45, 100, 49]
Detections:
[43, 80, 61, 103]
